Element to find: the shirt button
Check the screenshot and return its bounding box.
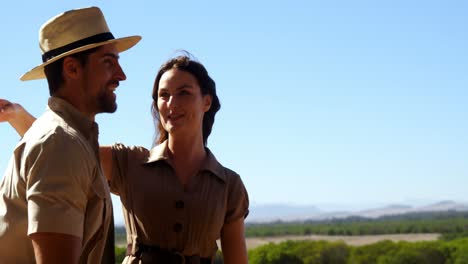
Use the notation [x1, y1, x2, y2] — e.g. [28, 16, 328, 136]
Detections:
[175, 200, 184, 209]
[174, 223, 183, 233]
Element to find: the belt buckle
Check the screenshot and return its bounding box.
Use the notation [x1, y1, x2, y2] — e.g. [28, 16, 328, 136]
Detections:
[173, 250, 185, 264]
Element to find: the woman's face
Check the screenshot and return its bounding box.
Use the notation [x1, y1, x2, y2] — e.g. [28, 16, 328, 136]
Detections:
[157, 68, 212, 138]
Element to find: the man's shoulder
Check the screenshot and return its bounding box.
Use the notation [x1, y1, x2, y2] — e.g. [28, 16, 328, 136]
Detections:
[25, 110, 80, 140]
[21, 110, 88, 153]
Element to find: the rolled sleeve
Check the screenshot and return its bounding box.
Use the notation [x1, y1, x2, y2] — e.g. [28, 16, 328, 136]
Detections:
[25, 130, 90, 238]
[225, 172, 249, 224]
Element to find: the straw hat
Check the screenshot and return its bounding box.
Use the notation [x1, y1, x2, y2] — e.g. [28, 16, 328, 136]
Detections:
[20, 6, 141, 81]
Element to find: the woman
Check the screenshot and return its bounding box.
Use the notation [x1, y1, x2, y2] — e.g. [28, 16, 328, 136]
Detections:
[0, 54, 249, 264]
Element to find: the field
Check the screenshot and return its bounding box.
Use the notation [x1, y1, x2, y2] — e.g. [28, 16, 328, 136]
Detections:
[245, 233, 440, 249]
[115, 212, 468, 263]
[117, 231, 439, 251]
[117, 232, 440, 249]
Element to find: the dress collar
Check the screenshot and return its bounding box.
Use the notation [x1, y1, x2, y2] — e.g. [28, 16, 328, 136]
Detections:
[145, 140, 226, 182]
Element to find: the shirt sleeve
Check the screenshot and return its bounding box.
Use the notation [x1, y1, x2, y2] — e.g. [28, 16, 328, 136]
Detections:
[25, 129, 92, 238]
[225, 171, 249, 224]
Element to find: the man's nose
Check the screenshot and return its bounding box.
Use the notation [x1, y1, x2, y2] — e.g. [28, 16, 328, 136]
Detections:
[115, 63, 126, 81]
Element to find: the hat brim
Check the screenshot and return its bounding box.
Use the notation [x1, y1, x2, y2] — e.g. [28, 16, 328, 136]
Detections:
[20, 35, 142, 81]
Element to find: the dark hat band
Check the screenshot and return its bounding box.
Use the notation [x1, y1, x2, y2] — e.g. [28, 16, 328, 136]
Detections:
[42, 32, 115, 62]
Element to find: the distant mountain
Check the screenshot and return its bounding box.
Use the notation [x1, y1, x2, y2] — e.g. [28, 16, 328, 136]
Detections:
[248, 204, 321, 222]
[419, 200, 468, 212]
[355, 200, 468, 219]
[353, 204, 413, 218]
[247, 200, 468, 223]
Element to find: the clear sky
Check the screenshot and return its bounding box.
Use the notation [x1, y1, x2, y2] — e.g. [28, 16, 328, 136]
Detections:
[0, 1, 467, 225]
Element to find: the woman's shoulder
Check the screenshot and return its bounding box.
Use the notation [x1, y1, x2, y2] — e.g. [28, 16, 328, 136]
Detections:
[214, 162, 244, 187]
[220, 166, 240, 179]
[205, 149, 244, 184]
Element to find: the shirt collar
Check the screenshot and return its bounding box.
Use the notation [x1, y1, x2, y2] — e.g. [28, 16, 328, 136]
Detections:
[145, 140, 226, 182]
[47, 96, 99, 141]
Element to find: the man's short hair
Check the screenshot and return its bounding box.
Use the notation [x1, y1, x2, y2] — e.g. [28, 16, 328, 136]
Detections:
[44, 47, 99, 96]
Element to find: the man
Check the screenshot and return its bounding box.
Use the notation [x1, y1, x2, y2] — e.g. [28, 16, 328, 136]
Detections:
[0, 7, 140, 263]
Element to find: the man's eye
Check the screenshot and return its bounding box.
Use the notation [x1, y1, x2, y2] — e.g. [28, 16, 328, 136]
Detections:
[104, 60, 114, 67]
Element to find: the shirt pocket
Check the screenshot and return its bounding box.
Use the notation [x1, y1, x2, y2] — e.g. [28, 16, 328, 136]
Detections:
[92, 171, 108, 200]
[82, 171, 109, 249]
[91, 170, 109, 229]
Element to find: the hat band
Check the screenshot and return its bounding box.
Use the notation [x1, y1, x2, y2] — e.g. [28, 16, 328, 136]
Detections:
[42, 32, 115, 63]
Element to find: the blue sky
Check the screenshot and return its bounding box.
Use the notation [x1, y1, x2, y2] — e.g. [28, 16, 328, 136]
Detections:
[1, 1, 467, 224]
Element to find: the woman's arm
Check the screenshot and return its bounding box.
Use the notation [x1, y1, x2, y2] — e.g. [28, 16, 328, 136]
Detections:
[0, 99, 115, 182]
[220, 218, 248, 264]
[99, 146, 113, 182]
[0, 99, 36, 136]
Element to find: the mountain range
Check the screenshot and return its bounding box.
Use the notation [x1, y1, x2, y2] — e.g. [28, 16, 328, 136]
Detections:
[247, 200, 468, 223]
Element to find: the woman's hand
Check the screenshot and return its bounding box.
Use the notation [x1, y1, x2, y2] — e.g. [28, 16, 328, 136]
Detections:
[0, 99, 23, 122]
[0, 99, 36, 137]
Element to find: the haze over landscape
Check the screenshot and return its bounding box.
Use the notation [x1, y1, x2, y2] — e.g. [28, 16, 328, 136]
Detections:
[1, 1, 467, 226]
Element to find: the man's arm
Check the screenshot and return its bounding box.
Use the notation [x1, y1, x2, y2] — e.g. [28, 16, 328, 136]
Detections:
[0, 99, 36, 136]
[30, 232, 82, 264]
[25, 131, 88, 264]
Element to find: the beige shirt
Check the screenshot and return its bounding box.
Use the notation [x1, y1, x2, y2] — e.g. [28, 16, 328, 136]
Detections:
[110, 141, 249, 262]
[0, 97, 112, 264]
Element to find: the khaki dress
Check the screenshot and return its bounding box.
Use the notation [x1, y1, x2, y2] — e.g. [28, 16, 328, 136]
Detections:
[110, 140, 249, 263]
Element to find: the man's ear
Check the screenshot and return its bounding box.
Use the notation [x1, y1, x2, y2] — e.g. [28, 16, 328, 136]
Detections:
[62, 57, 81, 80]
[203, 94, 212, 112]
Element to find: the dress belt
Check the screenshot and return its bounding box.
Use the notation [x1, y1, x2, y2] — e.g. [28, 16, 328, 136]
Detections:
[126, 243, 212, 264]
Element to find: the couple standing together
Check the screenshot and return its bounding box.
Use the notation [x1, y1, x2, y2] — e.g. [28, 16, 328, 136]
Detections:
[0, 6, 249, 264]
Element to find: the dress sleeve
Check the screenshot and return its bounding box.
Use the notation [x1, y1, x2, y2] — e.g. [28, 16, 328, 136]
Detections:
[108, 143, 129, 195]
[109, 144, 148, 195]
[26, 130, 91, 238]
[225, 172, 249, 224]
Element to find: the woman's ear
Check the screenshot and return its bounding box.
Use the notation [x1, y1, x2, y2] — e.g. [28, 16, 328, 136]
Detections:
[203, 95, 212, 112]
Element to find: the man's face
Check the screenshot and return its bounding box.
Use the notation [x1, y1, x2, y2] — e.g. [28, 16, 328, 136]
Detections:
[82, 44, 126, 114]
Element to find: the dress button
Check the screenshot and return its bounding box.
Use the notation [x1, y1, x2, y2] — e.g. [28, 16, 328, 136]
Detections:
[175, 200, 184, 209]
[174, 223, 183, 233]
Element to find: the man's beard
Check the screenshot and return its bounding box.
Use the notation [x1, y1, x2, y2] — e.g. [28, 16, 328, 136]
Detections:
[96, 89, 117, 113]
